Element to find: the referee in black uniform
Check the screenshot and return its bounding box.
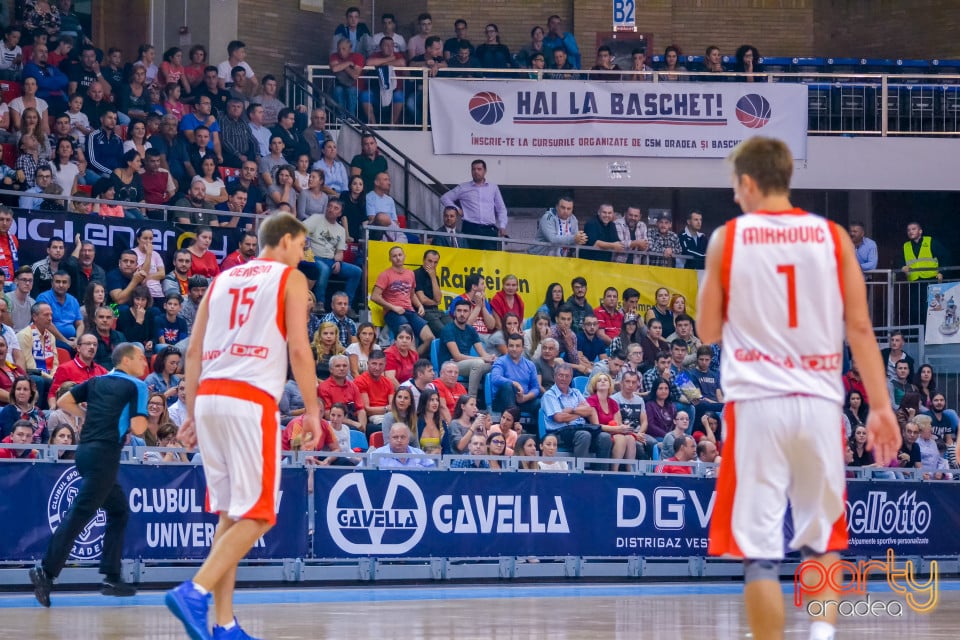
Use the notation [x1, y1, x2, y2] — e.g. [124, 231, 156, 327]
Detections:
[30, 340, 150, 607]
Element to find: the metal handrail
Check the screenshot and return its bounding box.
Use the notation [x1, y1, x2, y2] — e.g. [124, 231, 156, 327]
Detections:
[303, 64, 960, 137]
[364, 223, 699, 262]
[0, 187, 259, 226]
[284, 64, 447, 230]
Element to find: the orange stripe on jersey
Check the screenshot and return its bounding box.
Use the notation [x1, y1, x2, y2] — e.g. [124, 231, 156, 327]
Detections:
[198, 378, 279, 410]
[826, 220, 846, 303]
[243, 403, 279, 524]
[708, 402, 744, 559]
[827, 419, 849, 552]
[720, 218, 738, 320]
[275, 266, 292, 340]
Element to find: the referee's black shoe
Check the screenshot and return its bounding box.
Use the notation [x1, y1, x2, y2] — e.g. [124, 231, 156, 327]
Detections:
[100, 577, 137, 597]
[29, 566, 52, 607]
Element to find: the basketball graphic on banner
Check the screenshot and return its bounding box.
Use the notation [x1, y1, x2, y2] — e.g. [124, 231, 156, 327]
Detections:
[468, 92, 505, 125]
[735, 94, 772, 128]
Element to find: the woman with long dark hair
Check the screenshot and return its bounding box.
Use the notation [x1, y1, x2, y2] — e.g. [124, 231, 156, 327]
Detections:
[536, 283, 564, 323]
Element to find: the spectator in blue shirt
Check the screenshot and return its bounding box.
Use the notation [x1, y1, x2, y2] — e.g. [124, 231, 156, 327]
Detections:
[364, 171, 397, 222]
[576, 316, 607, 363]
[84, 108, 124, 183]
[490, 333, 541, 415]
[36, 270, 82, 349]
[543, 15, 581, 68]
[849, 221, 878, 271]
[153, 294, 189, 350]
[19, 165, 52, 210]
[541, 363, 612, 460]
[372, 422, 435, 468]
[449, 431, 491, 469]
[439, 297, 494, 398]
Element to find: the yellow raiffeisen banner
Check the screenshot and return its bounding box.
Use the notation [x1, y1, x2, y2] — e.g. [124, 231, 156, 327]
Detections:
[366, 240, 698, 320]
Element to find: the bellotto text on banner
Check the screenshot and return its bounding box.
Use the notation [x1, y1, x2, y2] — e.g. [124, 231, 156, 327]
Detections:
[429, 79, 808, 159]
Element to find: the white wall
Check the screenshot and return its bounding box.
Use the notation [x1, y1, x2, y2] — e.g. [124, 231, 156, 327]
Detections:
[375, 132, 959, 191]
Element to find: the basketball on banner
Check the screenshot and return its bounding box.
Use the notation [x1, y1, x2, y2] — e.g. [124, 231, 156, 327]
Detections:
[736, 94, 772, 128]
[469, 92, 505, 125]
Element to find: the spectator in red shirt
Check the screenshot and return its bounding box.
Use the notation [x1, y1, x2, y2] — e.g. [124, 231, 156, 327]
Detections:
[432, 360, 464, 421]
[0, 206, 19, 280]
[0, 420, 37, 459]
[656, 434, 696, 474]
[843, 359, 868, 404]
[47, 333, 107, 406]
[317, 354, 366, 433]
[355, 350, 394, 429]
[186, 226, 220, 279]
[594, 286, 624, 345]
[329, 38, 365, 119]
[220, 231, 258, 270]
[489, 274, 524, 328]
[384, 324, 418, 386]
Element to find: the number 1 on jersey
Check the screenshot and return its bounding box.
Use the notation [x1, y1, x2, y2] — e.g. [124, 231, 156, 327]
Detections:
[776, 264, 798, 328]
[228, 286, 258, 329]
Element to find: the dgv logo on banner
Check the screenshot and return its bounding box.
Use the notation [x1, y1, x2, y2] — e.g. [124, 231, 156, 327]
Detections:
[327, 473, 428, 555]
[615, 482, 716, 554]
[48, 467, 106, 560]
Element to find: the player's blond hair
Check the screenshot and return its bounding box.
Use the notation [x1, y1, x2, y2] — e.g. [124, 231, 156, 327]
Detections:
[258, 211, 306, 249]
[727, 136, 793, 195]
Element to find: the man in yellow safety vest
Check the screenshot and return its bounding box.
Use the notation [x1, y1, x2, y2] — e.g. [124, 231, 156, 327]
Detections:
[901, 221, 948, 282]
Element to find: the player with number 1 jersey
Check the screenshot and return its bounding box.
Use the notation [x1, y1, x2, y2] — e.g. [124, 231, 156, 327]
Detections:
[696, 137, 900, 640]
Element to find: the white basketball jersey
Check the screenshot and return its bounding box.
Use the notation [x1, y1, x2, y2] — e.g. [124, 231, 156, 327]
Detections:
[721, 210, 845, 404]
[199, 259, 293, 402]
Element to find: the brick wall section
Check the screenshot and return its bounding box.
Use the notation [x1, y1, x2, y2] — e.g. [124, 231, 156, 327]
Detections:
[425, 0, 574, 64]
[813, 0, 960, 59]
[237, 0, 959, 79]
[238, 0, 335, 79]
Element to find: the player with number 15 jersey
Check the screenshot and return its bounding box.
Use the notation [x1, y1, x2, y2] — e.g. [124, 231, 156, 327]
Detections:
[167, 213, 321, 640]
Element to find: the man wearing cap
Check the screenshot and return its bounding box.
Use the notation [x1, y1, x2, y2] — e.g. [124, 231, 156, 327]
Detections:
[218, 97, 258, 168]
[647, 214, 683, 268]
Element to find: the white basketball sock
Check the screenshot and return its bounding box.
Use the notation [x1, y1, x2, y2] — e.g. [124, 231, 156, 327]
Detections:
[809, 620, 835, 640]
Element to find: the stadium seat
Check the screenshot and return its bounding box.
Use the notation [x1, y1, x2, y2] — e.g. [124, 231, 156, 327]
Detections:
[349, 429, 367, 451]
[369, 431, 384, 448]
[1, 143, 15, 168]
[0, 80, 21, 104]
[429, 338, 440, 372]
[117, 125, 128, 140]
[572, 376, 588, 394]
[75, 184, 93, 196]
[537, 410, 547, 440]
[483, 374, 495, 416]
[56, 347, 71, 366]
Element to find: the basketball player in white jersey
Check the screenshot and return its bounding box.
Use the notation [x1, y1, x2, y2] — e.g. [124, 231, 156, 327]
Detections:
[697, 137, 900, 640]
[166, 212, 320, 640]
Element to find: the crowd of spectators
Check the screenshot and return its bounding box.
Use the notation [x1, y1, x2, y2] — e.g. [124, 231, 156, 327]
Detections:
[0, 6, 953, 478]
[320, 7, 766, 124]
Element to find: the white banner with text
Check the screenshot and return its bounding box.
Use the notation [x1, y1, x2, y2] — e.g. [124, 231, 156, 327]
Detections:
[429, 79, 808, 159]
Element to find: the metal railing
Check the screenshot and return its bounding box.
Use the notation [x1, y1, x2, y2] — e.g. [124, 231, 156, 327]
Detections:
[301, 66, 960, 136]
[285, 64, 447, 231]
[364, 222, 699, 264]
[0, 188, 260, 229]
